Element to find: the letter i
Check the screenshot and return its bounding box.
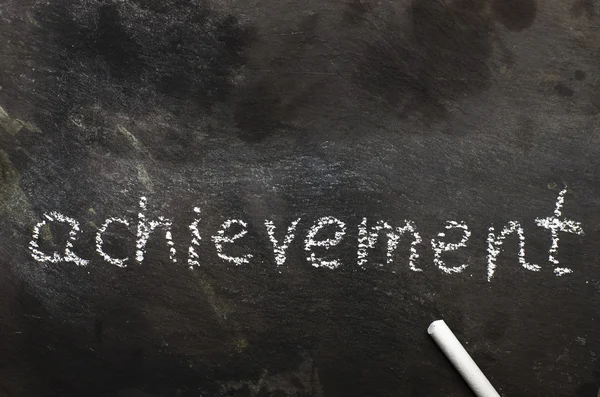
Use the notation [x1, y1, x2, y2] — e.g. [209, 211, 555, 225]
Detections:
[188, 207, 201, 269]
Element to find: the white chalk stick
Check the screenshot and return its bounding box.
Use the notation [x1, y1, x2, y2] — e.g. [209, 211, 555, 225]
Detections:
[428, 320, 501, 397]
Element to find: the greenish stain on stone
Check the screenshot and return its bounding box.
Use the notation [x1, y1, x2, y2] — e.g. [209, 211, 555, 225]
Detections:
[38, 222, 53, 243]
[0, 105, 41, 135]
[234, 337, 249, 353]
[193, 274, 234, 322]
[136, 163, 154, 192]
[118, 125, 154, 192]
[117, 125, 145, 154]
[0, 150, 35, 226]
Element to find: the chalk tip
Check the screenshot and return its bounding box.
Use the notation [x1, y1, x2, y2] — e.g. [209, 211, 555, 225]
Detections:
[428, 319, 445, 334]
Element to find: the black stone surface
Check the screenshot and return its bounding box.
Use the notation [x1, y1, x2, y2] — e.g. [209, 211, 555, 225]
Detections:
[1, 0, 599, 396]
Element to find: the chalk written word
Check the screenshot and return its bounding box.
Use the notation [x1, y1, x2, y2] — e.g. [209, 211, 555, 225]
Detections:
[29, 188, 585, 282]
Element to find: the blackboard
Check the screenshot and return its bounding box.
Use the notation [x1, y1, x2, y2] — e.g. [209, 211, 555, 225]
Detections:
[1, 0, 599, 396]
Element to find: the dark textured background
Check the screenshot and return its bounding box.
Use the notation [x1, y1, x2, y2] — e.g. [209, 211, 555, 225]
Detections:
[1, 0, 599, 395]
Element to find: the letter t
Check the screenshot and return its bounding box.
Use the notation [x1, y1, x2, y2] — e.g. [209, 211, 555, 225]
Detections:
[535, 186, 584, 276]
